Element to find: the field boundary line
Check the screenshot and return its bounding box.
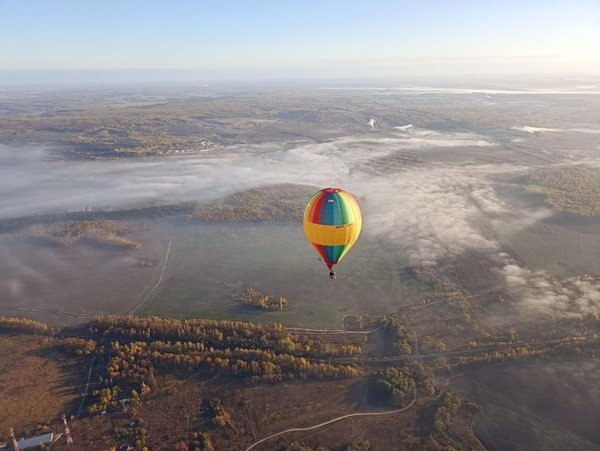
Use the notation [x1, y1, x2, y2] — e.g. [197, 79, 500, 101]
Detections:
[77, 355, 97, 417]
[0, 305, 95, 319]
[130, 229, 173, 314]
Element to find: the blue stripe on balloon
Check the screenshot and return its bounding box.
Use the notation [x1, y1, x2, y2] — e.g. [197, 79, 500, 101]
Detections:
[322, 245, 345, 264]
[320, 192, 345, 225]
[326, 192, 334, 224]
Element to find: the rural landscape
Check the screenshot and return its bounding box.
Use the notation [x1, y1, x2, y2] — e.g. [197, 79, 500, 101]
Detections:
[1, 78, 599, 450]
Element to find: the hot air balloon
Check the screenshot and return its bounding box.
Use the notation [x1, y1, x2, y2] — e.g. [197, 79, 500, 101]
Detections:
[303, 187, 362, 279]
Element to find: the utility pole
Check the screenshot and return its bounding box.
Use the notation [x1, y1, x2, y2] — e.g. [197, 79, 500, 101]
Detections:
[141, 381, 151, 397]
[61, 414, 74, 445]
[9, 428, 20, 451]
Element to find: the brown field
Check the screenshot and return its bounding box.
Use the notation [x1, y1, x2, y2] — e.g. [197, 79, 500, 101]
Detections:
[3, 308, 594, 450]
[136, 375, 433, 451]
[54, 373, 441, 450]
[445, 252, 502, 293]
[66, 415, 119, 450]
[0, 333, 87, 437]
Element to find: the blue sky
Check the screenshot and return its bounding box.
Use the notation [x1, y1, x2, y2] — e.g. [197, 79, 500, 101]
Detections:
[1, 0, 599, 78]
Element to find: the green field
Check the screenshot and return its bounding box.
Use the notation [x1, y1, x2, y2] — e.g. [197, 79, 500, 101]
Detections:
[143, 221, 430, 328]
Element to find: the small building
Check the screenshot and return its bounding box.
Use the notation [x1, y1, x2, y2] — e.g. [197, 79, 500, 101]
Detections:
[16, 433, 54, 450]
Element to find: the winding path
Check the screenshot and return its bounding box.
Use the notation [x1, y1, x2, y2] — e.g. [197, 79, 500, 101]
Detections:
[285, 313, 386, 335]
[244, 390, 417, 451]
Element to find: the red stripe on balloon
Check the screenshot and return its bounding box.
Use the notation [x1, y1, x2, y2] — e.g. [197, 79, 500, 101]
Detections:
[310, 191, 327, 223]
[312, 243, 331, 266]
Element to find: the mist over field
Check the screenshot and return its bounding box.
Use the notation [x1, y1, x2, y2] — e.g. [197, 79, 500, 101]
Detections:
[0, 127, 499, 220]
[2, 98, 600, 322]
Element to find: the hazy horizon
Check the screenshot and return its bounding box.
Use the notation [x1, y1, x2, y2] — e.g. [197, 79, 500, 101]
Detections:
[1, 70, 599, 88]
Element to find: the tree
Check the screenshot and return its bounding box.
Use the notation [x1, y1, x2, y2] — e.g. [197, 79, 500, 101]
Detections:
[210, 401, 231, 427]
[201, 433, 214, 451]
[370, 367, 415, 406]
[277, 336, 296, 353]
[278, 297, 288, 310]
[379, 316, 413, 355]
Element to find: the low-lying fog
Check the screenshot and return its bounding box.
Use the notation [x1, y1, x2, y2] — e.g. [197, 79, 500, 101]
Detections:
[1, 120, 600, 325]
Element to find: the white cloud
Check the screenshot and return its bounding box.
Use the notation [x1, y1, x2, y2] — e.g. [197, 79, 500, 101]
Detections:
[513, 126, 600, 134]
[357, 166, 510, 266]
[500, 264, 600, 318]
[320, 87, 600, 95]
[0, 131, 509, 269]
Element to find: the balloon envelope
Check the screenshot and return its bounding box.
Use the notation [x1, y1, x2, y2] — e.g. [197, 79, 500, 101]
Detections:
[303, 187, 362, 271]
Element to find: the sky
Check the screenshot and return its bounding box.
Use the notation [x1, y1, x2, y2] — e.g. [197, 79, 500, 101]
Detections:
[1, 0, 599, 81]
